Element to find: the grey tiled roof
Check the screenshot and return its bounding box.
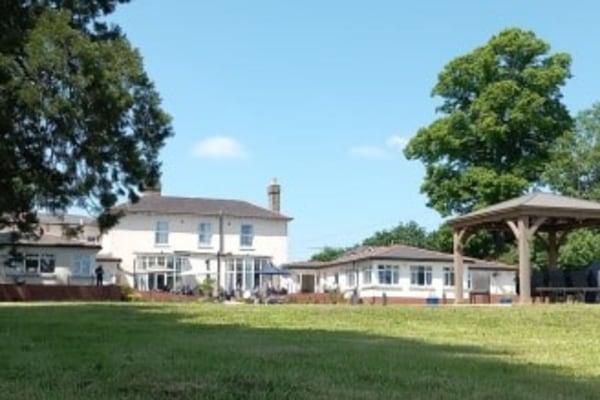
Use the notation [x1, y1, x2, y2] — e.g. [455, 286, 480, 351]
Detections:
[0, 233, 101, 249]
[284, 244, 515, 270]
[38, 213, 95, 226]
[115, 196, 292, 220]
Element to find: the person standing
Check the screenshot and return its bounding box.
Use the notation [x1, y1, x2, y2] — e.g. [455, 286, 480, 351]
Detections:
[95, 265, 104, 287]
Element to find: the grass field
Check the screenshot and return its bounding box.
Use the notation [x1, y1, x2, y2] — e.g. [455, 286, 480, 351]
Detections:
[0, 303, 599, 400]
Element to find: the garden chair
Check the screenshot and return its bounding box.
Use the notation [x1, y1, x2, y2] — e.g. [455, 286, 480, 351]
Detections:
[469, 271, 491, 304]
[547, 270, 567, 302]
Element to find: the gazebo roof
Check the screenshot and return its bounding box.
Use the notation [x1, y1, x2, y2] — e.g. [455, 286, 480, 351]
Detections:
[447, 192, 600, 230]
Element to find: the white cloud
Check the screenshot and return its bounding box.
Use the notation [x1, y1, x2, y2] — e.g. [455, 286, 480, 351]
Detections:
[192, 136, 248, 159]
[349, 145, 390, 160]
[386, 135, 410, 152]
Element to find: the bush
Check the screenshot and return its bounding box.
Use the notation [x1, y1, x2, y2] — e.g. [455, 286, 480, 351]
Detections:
[198, 277, 215, 297]
[119, 284, 142, 302]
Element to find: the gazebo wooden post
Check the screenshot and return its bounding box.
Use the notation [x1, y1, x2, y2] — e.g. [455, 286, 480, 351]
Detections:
[517, 217, 532, 304]
[547, 231, 558, 271]
[453, 228, 467, 304]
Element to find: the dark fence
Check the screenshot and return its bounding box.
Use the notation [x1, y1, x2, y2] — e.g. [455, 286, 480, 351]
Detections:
[0, 284, 122, 302]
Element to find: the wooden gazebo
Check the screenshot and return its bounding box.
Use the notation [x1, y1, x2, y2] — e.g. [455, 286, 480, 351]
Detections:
[447, 193, 600, 304]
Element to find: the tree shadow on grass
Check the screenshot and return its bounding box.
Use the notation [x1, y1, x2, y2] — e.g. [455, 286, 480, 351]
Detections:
[0, 303, 598, 400]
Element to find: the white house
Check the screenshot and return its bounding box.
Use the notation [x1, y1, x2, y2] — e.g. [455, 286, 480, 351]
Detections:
[284, 245, 516, 303]
[0, 214, 103, 285]
[100, 180, 292, 293]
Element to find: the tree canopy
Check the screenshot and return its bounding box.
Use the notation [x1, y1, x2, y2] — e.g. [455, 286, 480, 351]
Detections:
[0, 0, 172, 234]
[310, 246, 347, 262]
[404, 28, 573, 217]
[544, 103, 600, 201]
[362, 221, 429, 248]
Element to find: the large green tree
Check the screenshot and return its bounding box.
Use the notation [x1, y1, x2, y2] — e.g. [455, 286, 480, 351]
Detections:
[544, 103, 600, 201]
[404, 28, 573, 217]
[0, 1, 172, 235]
[540, 103, 600, 270]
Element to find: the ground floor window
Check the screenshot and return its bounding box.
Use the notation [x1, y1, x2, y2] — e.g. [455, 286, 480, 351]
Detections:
[377, 265, 400, 285]
[443, 267, 455, 287]
[4, 253, 55, 274]
[135, 254, 187, 291]
[138, 255, 175, 271]
[410, 265, 432, 286]
[224, 257, 271, 292]
[347, 269, 356, 287]
[362, 267, 372, 284]
[72, 254, 92, 276]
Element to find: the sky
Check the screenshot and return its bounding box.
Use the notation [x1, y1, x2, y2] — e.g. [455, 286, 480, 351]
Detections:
[108, 0, 600, 261]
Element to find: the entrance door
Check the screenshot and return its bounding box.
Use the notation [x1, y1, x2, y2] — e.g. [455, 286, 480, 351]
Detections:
[148, 273, 169, 291]
[301, 274, 315, 293]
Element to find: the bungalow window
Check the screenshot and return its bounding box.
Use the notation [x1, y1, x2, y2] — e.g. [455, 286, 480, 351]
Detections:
[410, 266, 432, 286]
[198, 222, 212, 246]
[73, 255, 92, 276]
[4, 254, 24, 272]
[25, 254, 39, 274]
[443, 267, 455, 287]
[377, 265, 399, 285]
[40, 254, 56, 273]
[21, 254, 55, 274]
[362, 267, 372, 285]
[155, 221, 169, 245]
[347, 269, 356, 287]
[467, 271, 472, 290]
[240, 224, 254, 247]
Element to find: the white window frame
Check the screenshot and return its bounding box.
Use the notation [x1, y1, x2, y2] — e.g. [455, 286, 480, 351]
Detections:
[155, 221, 169, 245]
[467, 270, 472, 290]
[198, 222, 212, 247]
[25, 254, 40, 274]
[347, 269, 356, 287]
[10, 253, 55, 275]
[443, 267, 455, 287]
[362, 266, 372, 285]
[410, 265, 433, 287]
[240, 223, 254, 248]
[72, 254, 92, 276]
[376, 264, 400, 285]
[3, 254, 25, 273]
[40, 254, 56, 274]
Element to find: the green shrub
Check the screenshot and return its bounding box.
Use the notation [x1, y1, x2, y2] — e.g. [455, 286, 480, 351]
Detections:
[119, 284, 142, 302]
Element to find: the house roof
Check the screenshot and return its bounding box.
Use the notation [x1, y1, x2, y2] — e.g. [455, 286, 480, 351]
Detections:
[284, 244, 516, 271]
[115, 195, 292, 221]
[0, 233, 101, 249]
[96, 253, 122, 262]
[447, 192, 600, 229]
[38, 213, 96, 226]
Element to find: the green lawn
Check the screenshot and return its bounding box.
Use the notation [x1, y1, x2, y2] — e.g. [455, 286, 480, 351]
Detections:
[0, 303, 599, 399]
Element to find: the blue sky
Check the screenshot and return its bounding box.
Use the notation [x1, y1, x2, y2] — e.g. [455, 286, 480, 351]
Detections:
[109, 1, 600, 261]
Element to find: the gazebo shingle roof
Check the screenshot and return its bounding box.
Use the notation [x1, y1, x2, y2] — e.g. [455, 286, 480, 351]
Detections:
[447, 192, 600, 229]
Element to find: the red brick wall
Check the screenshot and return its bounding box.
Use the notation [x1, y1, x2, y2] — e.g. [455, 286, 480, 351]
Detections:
[0, 284, 122, 302]
[287, 293, 518, 305]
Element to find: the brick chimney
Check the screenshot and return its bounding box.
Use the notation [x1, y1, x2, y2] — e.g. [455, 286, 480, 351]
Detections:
[268, 178, 281, 213]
